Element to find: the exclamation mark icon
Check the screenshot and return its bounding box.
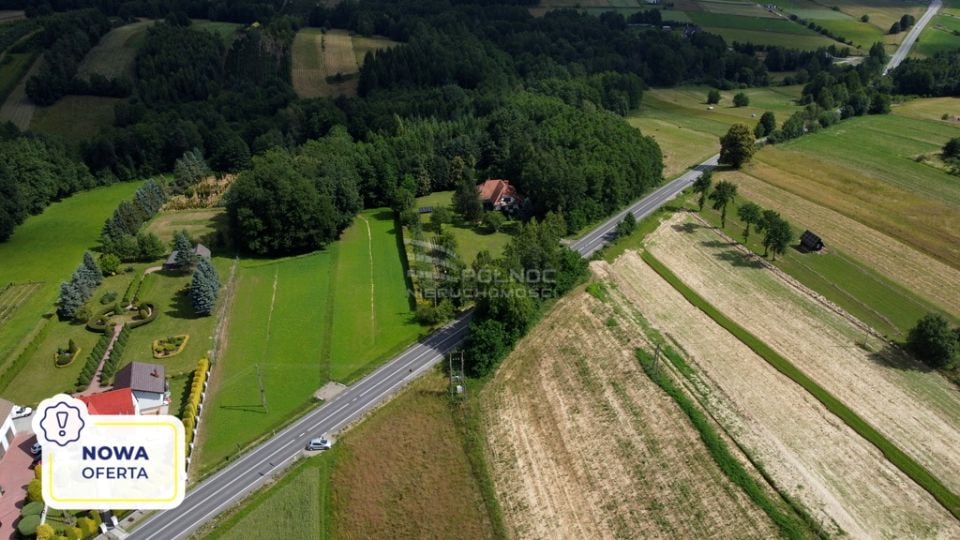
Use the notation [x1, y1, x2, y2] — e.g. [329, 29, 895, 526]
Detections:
[56, 411, 68, 437]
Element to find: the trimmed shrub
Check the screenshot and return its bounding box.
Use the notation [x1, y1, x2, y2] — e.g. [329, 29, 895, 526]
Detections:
[76, 517, 98, 537]
[36, 523, 56, 540]
[64, 526, 83, 540]
[21, 501, 44, 516]
[17, 515, 40, 537]
[26, 478, 42, 501]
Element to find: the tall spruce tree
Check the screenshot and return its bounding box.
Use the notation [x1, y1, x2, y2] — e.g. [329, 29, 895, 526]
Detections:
[57, 281, 84, 320]
[172, 230, 195, 268]
[82, 252, 102, 286]
[190, 258, 220, 315]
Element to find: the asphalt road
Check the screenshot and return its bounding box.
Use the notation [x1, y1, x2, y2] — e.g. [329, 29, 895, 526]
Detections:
[129, 154, 720, 539]
[129, 317, 471, 540]
[883, 0, 942, 75]
[570, 154, 719, 257]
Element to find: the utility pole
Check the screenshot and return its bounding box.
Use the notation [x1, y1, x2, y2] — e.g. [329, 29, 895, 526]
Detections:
[653, 343, 661, 374]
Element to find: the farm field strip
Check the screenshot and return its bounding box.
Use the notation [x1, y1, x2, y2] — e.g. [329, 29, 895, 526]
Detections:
[596, 251, 960, 538]
[643, 215, 960, 505]
[77, 20, 153, 80]
[291, 29, 361, 98]
[730, 171, 960, 318]
[482, 291, 783, 539]
[0, 54, 41, 130]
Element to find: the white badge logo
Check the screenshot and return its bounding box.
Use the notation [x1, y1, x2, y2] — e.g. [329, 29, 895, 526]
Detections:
[32, 394, 186, 510]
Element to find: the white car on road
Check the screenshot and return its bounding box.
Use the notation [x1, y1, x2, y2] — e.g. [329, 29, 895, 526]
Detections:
[12, 406, 32, 419]
[305, 437, 332, 451]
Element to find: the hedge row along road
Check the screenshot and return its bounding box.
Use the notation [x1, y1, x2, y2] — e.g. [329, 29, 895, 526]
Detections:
[128, 150, 723, 539]
[884, 0, 943, 75]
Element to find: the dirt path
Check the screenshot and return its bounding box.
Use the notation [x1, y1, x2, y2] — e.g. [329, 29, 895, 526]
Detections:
[483, 292, 781, 539]
[599, 252, 960, 538]
[645, 214, 960, 496]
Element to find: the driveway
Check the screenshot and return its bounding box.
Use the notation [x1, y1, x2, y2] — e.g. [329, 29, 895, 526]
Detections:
[0, 434, 38, 539]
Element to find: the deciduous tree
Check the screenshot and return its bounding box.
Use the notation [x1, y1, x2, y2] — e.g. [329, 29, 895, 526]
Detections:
[692, 170, 713, 211]
[908, 313, 959, 368]
[719, 124, 756, 168]
[709, 180, 738, 228]
[737, 202, 762, 242]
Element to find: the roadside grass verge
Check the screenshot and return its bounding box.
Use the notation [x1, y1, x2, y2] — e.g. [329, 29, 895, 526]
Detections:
[635, 346, 813, 540]
[641, 250, 960, 520]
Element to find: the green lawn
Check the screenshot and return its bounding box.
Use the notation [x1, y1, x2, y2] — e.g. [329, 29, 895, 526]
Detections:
[191, 20, 243, 45]
[121, 260, 233, 378]
[687, 12, 815, 33]
[0, 182, 142, 378]
[414, 191, 515, 264]
[195, 209, 421, 474]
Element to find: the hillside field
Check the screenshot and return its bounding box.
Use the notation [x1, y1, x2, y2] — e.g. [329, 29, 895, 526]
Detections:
[291, 29, 396, 98]
[77, 19, 153, 80]
[628, 85, 803, 177]
[914, 3, 960, 57]
[592, 215, 960, 537]
[194, 209, 422, 474]
[29, 96, 121, 145]
[199, 372, 496, 539]
[482, 286, 791, 538]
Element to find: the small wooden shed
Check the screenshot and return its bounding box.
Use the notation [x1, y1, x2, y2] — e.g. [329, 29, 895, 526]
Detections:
[800, 230, 824, 252]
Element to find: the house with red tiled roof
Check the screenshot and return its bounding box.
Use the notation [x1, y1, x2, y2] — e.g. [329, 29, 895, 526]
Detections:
[477, 179, 522, 213]
[79, 388, 139, 416]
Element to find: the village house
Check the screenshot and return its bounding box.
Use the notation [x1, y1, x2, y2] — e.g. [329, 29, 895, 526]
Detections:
[79, 388, 139, 416]
[163, 243, 212, 271]
[477, 179, 523, 214]
[114, 362, 169, 414]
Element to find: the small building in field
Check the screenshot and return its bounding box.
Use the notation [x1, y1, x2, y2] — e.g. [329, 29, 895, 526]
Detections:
[800, 230, 824, 252]
[163, 244, 212, 270]
[114, 362, 169, 414]
[79, 388, 139, 416]
[0, 398, 16, 461]
[477, 179, 523, 213]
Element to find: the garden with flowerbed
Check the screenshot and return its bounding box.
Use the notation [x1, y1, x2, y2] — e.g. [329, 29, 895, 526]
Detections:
[54, 339, 82, 368]
[153, 335, 189, 358]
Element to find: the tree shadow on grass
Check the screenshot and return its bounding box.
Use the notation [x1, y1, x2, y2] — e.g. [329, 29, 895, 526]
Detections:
[219, 404, 269, 414]
[164, 290, 201, 321]
[672, 222, 702, 234]
[866, 342, 937, 374]
[714, 249, 766, 269]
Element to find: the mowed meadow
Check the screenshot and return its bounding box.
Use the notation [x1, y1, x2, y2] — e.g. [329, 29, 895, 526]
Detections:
[195, 209, 422, 473]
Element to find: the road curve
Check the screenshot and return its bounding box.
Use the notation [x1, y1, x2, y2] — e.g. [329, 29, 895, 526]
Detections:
[129, 153, 721, 539]
[884, 0, 942, 75]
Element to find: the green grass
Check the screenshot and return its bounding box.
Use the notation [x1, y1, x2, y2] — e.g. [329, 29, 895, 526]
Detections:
[414, 191, 515, 264]
[191, 20, 243, 45]
[122, 260, 232, 377]
[0, 182, 142, 376]
[293, 28, 323, 71]
[0, 51, 35, 104]
[688, 12, 816, 33]
[203, 451, 337, 539]
[914, 11, 960, 57]
[30, 96, 121, 146]
[635, 346, 813, 540]
[601, 204, 682, 262]
[329, 210, 422, 382]
[197, 209, 420, 473]
[690, 196, 950, 338]
[77, 20, 153, 80]
[776, 114, 960, 206]
[699, 26, 839, 49]
[628, 86, 802, 177]
[641, 250, 960, 521]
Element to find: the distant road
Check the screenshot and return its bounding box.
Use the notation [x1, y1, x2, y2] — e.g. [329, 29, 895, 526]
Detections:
[571, 155, 719, 258]
[129, 153, 721, 539]
[884, 0, 942, 75]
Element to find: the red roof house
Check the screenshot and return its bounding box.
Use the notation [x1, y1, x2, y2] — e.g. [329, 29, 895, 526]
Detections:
[477, 179, 522, 212]
[79, 388, 139, 416]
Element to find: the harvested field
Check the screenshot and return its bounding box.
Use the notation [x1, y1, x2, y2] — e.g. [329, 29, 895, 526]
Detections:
[483, 291, 782, 538]
[597, 249, 960, 538]
[0, 54, 41, 129]
[729, 171, 960, 318]
[0, 11, 24, 22]
[77, 20, 152, 80]
[645, 214, 960, 497]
